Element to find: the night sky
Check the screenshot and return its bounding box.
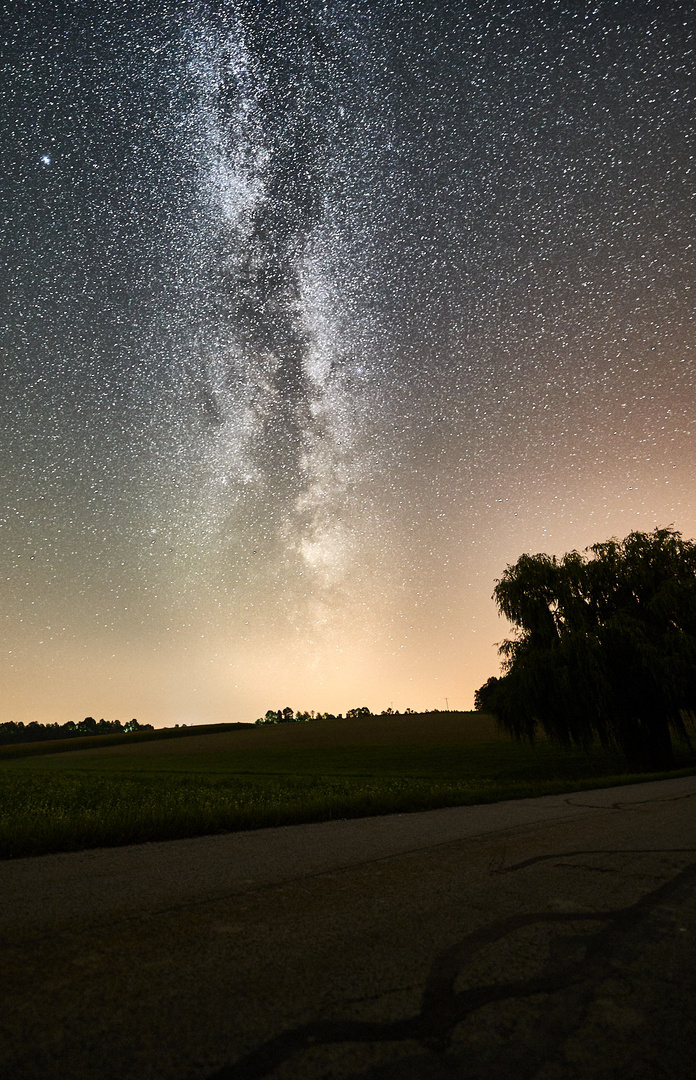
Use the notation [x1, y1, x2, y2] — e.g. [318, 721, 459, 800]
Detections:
[1, 0, 694, 726]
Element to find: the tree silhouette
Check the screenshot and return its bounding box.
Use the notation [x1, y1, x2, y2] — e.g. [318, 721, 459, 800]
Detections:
[474, 676, 500, 712]
[486, 527, 696, 770]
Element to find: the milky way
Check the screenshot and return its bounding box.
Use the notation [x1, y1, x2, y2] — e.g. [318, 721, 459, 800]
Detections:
[1, 1, 694, 724]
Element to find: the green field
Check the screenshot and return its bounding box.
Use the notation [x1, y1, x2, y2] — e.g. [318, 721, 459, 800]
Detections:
[1, 712, 695, 859]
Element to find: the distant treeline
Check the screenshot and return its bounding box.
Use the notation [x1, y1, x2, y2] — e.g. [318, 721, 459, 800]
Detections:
[0, 717, 154, 746]
[255, 706, 419, 725]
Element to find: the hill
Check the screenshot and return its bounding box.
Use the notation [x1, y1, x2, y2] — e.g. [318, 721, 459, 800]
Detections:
[33, 711, 502, 760]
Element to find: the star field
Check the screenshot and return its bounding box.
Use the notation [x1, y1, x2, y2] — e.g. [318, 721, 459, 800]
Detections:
[1, 0, 694, 724]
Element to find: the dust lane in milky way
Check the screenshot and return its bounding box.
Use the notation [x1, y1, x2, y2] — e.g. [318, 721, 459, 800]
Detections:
[1, 0, 694, 725]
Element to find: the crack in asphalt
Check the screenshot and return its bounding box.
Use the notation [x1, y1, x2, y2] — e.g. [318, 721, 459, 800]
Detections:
[564, 788, 696, 811]
[203, 854, 696, 1080]
[493, 848, 696, 874]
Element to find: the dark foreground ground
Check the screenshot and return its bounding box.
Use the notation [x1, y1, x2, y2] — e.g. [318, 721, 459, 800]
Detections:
[2, 775, 696, 1079]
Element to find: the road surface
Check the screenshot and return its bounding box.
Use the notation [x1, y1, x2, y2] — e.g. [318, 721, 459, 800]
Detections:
[2, 775, 696, 1078]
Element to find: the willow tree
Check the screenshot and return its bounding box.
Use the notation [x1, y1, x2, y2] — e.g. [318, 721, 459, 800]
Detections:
[487, 527, 696, 771]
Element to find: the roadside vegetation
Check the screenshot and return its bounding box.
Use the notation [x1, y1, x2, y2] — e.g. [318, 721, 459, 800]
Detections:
[1, 712, 695, 859]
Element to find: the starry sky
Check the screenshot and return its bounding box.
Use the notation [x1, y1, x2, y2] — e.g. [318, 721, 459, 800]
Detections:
[1, 0, 694, 726]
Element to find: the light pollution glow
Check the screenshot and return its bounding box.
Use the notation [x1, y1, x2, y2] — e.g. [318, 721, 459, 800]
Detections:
[1, 0, 694, 726]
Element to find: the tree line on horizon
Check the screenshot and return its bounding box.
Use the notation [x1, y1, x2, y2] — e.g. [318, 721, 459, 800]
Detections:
[255, 706, 421, 725]
[475, 526, 696, 772]
[0, 717, 154, 747]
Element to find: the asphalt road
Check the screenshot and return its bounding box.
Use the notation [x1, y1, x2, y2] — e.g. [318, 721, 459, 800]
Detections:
[2, 776, 696, 1079]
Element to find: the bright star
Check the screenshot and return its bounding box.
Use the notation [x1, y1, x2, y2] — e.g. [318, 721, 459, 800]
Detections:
[40, 155, 51, 165]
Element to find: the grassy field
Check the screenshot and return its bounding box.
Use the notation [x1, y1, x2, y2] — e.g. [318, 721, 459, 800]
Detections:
[1, 712, 695, 859]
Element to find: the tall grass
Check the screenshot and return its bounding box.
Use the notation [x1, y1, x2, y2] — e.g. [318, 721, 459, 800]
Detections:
[3, 761, 696, 860]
